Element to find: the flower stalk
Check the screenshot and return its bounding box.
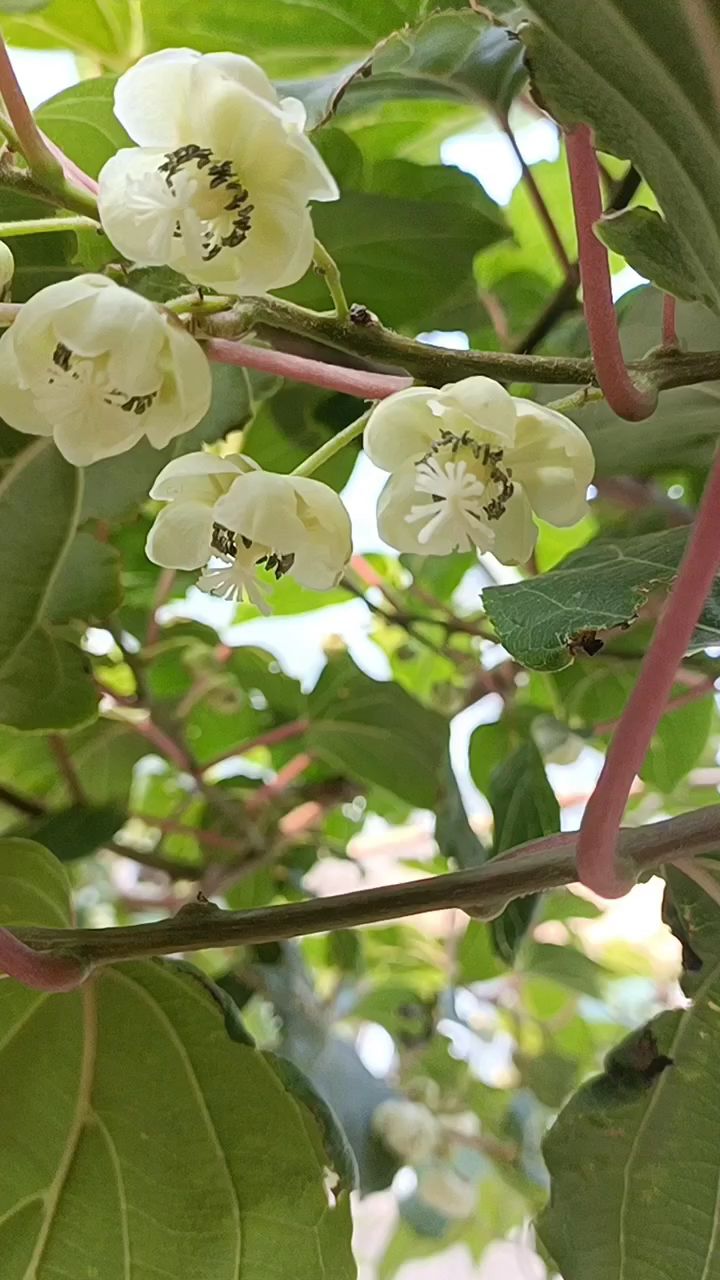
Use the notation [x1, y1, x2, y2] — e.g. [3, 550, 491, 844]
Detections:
[313, 238, 350, 320]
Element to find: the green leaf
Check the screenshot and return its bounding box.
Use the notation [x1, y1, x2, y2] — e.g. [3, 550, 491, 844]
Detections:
[281, 10, 526, 127]
[521, 942, 607, 998]
[468, 719, 513, 798]
[483, 526, 720, 672]
[36, 75, 130, 178]
[597, 207, 706, 306]
[537, 866, 720, 1280]
[13, 803, 125, 861]
[487, 742, 560, 961]
[286, 141, 508, 328]
[640, 690, 715, 794]
[1, 0, 132, 64]
[46, 531, 121, 623]
[140, 0, 470, 75]
[435, 755, 487, 869]
[0, 840, 356, 1278]
[244, 386, 360, 491]
[308, 656, 449, 807]
[523, 0, 720, 312]
[0, 440, 99, 731]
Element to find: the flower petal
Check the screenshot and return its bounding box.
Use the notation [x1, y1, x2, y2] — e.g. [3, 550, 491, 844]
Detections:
[375, 466, 486, 556]
[489, 484, 538, 565]
[145, 499, 214, 569]
[510, 400, 595, 527]
[149, 452, 248, 501]
[285, 476, 352, 588]
[436, 377, 517, 448]
[363, 387, 440, 472]
[0, 332, 51, 436]
[113, 48, 202, 145]
[98, 148, 192, 268]
[144, 322, 213, 448]
[213, 471, 307, 547]
[53, 409, 144, 467]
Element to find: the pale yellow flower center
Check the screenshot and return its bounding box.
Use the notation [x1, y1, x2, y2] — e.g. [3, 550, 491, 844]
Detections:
[158, 144, 255, 261]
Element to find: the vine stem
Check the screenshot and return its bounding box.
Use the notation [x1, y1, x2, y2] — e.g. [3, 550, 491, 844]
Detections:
[499, 113, 574, 280]
[204, 336, 412, 400]
[565, 125, 656, 421]
[0, 37, 62, 183]
[577, 447, 720, 897]
[202, 718, 309, 771]
[292, 411, 370, 477]
[5, 807, 720, 985]
[313, 239, 350, 320]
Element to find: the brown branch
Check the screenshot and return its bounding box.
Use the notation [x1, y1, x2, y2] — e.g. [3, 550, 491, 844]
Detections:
[8, 807, 720, 980]
[499, 112, 575, 280]
[48, 735, 87, 807]
[0, 782, 47, 818]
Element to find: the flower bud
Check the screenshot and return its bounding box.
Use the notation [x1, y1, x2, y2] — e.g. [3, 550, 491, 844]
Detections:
[372, 1098, 440, 1164]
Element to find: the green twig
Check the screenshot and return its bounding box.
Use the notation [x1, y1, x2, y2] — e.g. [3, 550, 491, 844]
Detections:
[0, 215, 100, 237]
[291, 411, 369, 477]
[313, 238, 350, 320]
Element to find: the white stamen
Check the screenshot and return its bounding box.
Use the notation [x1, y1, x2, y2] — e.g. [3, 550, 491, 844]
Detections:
[406, 455, 491, 550]
[198, 559, 271, 613]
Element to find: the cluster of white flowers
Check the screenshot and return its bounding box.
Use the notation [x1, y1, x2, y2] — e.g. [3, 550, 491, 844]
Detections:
[0, 44, 596, 609]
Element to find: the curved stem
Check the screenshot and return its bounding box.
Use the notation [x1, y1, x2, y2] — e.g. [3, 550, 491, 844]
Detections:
[565, 125, 656, 421]
[0, 215, 99, 236]
[205, 336, 413, 400]
[0, 37, 61, 183]
[313, 239, 350, 320]
[291, 410, 369, 477]
[577, 447, 720, 897]
[0, 928, 89, 991]
[499, 113, 574, 280]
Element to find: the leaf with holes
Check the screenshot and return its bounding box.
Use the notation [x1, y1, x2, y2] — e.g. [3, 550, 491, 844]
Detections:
[537, 865, 720, 1280]
[483, 526, 720, 672]
[278, 10, 526, 127]
[523, 0, 720, 311]
[0, 838, 356, 1279]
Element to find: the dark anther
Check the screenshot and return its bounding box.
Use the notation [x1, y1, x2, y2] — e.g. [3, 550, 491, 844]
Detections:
[119, 393, 157, 416]
[349, 303, 377, 326]
[211, 523, 238, 558]
[52, 342, 73, 372]
[159, 144, 213, 186]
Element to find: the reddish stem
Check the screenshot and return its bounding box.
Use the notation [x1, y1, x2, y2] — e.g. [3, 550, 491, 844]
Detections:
[578, 448, 720, 897]
[0, 928, 89, 992]
[205, 337, 413, 401]
[0, 38, 60, 180]
[662, 294, 679, 347]
[146, 567, 177, 646]
[565, 125, 656, 421]
[247, 752, 314, 813]
[203, 718, 309, 770]
[39, 128, 99, 196]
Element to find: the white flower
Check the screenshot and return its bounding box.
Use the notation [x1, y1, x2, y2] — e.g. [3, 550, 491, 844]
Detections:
[0, 241, 14, 299]
[98, 48, 339, 295]
[372, 1099, 441, 1164]
[417, 1165, 477, 1219]
[146, 450, 352, 612]
[363, 378, 595, 564]
[0, 274, 212, 466]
